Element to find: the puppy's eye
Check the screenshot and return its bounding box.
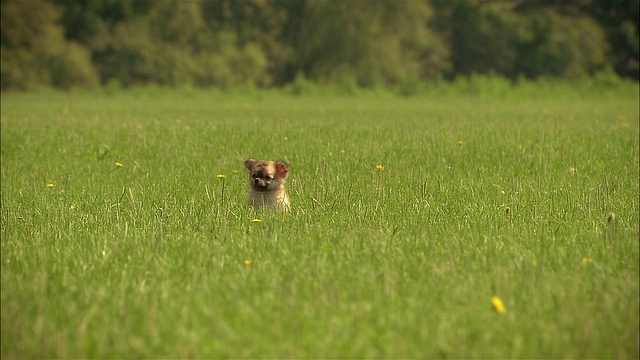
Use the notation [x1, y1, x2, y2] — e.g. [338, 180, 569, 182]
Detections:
[266, 175, 274, 180]
[252, 173, 258, 179]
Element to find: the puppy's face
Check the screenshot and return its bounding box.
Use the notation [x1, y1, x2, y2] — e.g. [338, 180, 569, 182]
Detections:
[244, 159, 289, 192]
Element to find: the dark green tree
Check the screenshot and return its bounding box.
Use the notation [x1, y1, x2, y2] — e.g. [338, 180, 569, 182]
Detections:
[581, 0, 639, 79]
[201, 0, 292, 86]
[2, 0, 634, 90]
[517, 8, 608, 79]
[432, 1, 527, 78]
[433, 0, 610, 80]
[1, 0, 98, 90]
[293, 0, 449, 86]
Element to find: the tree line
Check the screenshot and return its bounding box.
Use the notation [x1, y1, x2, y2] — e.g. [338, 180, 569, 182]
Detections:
[1, 0, 638, 91]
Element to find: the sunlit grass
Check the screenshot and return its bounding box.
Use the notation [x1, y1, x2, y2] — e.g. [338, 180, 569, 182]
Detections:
[1, 87, 638, 358]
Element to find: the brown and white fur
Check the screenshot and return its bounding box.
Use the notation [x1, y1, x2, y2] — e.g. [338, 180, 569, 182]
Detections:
[244, 158, 291, 211]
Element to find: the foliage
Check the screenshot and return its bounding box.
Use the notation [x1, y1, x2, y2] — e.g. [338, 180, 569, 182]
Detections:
[518, 9, 608, 79]
[295, 1, 449, 86]
[433, 1, 610, 80]
[0, 0, 98, 90]
[515, 0, 639, 79]
[0, 0, 637, 90]
[89, 2, 270, 88]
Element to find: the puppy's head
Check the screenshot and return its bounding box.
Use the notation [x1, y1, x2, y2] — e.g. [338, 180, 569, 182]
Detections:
[244, 159, 289, 192]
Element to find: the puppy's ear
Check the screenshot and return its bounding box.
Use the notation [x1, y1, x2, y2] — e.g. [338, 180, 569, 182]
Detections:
[275, 161, 290, 178]
[244, 158, 257, 170]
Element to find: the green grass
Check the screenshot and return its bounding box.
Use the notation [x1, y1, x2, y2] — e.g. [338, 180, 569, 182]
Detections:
[1, 86, 639, 358]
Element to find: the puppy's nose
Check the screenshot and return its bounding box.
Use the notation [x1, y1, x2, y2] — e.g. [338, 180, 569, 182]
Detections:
[253, 178, 260, 185]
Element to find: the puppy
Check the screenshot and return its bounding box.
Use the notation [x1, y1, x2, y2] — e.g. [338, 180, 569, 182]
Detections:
[244, 158, 291, 211]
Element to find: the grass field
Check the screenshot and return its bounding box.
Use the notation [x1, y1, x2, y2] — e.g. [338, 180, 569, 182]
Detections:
[1, 83, 639, 358]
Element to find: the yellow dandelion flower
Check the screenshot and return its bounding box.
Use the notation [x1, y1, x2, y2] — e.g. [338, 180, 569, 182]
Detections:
[492, 296, 506, 314]
[244, 259, 253, 265]
[216, 174, 226, 179]
[251, 218, 262, 223]
[232, 169, 239, 174]
[582, 257, 593, 265]
[457, 140, 464, 146]
[115, 162, 123, 167]
[376, 165, 384, 171]
[47, 183, 55, 188]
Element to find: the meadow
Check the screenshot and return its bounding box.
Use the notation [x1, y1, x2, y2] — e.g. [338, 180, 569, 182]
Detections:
[1, 81, 639, 358]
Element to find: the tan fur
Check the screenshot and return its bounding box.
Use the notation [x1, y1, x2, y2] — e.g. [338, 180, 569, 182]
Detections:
[244, 158, 291, 211]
